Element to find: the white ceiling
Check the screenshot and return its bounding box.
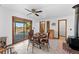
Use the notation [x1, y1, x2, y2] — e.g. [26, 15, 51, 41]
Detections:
[1, 4, 75, 19]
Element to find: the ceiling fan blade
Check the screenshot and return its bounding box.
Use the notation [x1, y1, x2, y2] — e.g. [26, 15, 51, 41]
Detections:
[25, 8, 32, 12]
[26, 13, 32, 16]
[35, 14, 39, 16]
[36, 10, 42, 13]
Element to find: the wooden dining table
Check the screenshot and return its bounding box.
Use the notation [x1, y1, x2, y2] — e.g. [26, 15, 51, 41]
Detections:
[33, 33, 49, 49]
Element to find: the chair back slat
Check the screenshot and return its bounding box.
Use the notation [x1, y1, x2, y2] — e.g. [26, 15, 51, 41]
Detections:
[0, 47, 13, 54]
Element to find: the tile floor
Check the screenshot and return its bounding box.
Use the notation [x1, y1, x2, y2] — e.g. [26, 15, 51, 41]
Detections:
[13, 36, 69, 54]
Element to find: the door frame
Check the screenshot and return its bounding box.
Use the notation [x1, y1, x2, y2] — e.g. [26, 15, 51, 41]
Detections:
[12, 16, 32, 44]
[47, 21, 50, 32]
[58, 19, 67, 39]
[40, 21, 45, 33]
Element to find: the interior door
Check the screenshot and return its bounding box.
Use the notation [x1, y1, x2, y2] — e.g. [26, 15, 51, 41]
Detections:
[40, 21, 45, 33]
[58, 20, 67, 39]
[47, 21, 50, 32]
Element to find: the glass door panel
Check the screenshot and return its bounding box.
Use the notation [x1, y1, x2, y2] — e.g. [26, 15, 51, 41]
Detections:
[14, 22, 25, 43]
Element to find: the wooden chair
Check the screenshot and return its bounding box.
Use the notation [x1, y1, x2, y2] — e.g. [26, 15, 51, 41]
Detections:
[39, 33, 49, 51]
[0, 37, 6, 48]
[27, 30, 34, 52]
[0, 46, 17, 54]
[33, 35, 40, 48]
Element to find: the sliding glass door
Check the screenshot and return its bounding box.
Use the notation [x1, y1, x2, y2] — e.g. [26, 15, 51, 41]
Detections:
[14, 22, 25, 43]
[12, 16, 32, 44]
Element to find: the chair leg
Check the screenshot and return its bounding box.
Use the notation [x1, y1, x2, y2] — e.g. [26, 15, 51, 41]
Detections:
[32, 41, 34, 53]
[46, 43, 49, 52]
[39, 43, 41, 49]
[27, 40, 30, 52]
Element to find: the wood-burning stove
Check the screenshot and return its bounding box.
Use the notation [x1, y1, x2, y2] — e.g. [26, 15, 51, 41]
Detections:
[68, 4, 79, 51]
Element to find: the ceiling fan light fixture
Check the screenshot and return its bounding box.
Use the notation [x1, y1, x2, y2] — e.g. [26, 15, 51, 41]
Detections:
[25, 8, 42, 16]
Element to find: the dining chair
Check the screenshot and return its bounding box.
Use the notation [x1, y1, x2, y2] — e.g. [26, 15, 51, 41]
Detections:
[27, 30, 34, 53]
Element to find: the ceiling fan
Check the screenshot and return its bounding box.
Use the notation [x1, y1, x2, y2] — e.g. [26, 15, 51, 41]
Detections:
[25, 8, 43, 16]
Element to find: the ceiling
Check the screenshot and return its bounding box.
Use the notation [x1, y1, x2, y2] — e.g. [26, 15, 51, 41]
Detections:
[1, 4, 75, 19]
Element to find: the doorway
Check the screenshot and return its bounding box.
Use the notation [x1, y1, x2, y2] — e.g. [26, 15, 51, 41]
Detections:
[40, 21, 50, 33]
[40, 21, 45, 33]
[12, 16, 32, 44]
[58, 19, 67, 39]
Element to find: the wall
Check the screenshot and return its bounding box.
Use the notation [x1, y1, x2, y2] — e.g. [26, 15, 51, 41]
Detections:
[27, 15, 42, 33]
[0, 6, 38, 45]
[27, 16, 39, 33]
[49, 14, 75, 38]
[41, 9, 75, 38]
[38, 13, 75, 38]
[0, 5, 75, 45]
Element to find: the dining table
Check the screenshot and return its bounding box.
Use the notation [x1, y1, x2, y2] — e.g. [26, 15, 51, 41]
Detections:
[33, 33, 49, 49]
